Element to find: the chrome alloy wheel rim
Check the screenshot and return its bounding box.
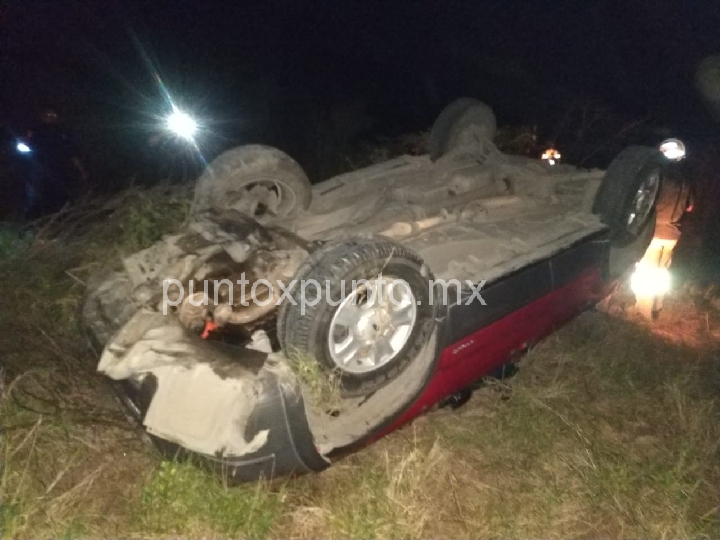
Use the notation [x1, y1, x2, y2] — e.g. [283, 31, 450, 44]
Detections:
[626, 170, 660, 235]
[327, 277, 417, 374]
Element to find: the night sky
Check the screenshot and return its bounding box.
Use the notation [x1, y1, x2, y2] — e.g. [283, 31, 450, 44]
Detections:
[2, 0, 720, 181]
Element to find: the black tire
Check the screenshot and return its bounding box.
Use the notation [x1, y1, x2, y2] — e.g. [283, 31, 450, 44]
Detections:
[607, 209, 656, 279]
[192, 144, 312, 218]
[278, 236, 435, 397]
[429, 98, 497, 160]
[593, 146, 663, 245]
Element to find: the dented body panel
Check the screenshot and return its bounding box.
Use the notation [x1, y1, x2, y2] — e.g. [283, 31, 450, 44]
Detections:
[84, 139, 652, 481]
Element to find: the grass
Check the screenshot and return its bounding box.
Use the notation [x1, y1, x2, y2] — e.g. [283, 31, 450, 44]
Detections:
[134, 460, 284, 537]
[285, 349, 343, 411]
[1, 188, 719, 538]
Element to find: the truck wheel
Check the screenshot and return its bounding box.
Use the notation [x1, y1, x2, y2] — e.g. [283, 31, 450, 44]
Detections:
[278, 236, 434, 397]
[192, 145, 312, 219]
[429, 98, 497, 160]
[593, 146, 663, 245]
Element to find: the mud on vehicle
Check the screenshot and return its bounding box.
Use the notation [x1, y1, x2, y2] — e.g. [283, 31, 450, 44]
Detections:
[85, 98, 665, 481]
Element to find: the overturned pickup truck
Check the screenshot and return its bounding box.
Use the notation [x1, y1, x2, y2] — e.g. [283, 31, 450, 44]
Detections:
[84, 99, 664, 481]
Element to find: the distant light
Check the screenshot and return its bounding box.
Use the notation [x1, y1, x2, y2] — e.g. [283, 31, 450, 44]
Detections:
[166, 109, 198, 140]
[659, 138, 686, 161]
[541, 147, 561, 165]
[16, 142, 31, 154]
[630, 261, 671, 297]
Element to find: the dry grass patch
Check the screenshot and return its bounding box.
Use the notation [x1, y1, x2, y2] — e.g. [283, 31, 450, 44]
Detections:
[0, 186, 191, 538]
[285, 349, 343, 412]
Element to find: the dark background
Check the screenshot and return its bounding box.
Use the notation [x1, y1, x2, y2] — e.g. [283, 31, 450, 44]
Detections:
[2, 0, 720, 185]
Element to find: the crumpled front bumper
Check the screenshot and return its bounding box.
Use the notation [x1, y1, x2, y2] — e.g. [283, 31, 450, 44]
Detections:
[114, 364, 329, 482]
[98, 310, 329, 482]
[82, 209, 330, 481]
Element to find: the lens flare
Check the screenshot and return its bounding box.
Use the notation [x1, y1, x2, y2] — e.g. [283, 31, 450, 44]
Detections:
[630, 262, 671, 297]
[166, 109, 198, 140]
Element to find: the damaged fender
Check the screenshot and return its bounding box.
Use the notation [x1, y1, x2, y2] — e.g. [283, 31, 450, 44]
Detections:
[100, 310, 329, 480]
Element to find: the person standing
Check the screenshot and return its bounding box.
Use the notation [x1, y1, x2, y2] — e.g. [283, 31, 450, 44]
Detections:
[25, 109, 88, 217]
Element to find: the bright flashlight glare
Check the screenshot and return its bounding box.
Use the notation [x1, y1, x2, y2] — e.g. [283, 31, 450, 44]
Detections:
[541, 148, 561, 165]
[630, 262, 671, 297]
[16, 142, 31, 154]
[659, 138, 686, 161]
[166, 109, 198, 140]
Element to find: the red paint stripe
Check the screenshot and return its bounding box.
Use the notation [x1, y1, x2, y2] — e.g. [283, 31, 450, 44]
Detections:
[373, 268, 605, 440]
